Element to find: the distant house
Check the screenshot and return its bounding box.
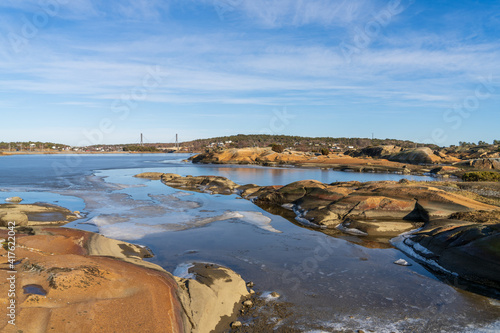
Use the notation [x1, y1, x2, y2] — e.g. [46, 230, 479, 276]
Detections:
[347, 146, 354, 149]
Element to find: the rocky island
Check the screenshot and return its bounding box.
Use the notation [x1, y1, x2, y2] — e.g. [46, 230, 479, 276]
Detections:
[190, 146, 500, 178]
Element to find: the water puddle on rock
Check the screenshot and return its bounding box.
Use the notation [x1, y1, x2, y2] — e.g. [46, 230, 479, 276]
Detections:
[23, 284, 47, 296]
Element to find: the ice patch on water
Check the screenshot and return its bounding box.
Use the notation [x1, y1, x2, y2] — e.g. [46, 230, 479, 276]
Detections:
[88, 215, 130, 226]
[412, 241, 433, 255]
[98, 222, 167, 240]
[281, 203, 294, 210]
[173, 262, 195, 279]
[292, 205, 326, 229]
[95, 210, 281, 240]
[463, 321, 500, 332]
[236, 211, 281, 233]
[394, 259, 411, 266]
[193, 211, 243, 225]
[174, 191, 194, 197]
[336, 224, 368, 236]
[190, 211, 281, 233]
[307, 315, 432, 333]
[390, 231, 456, 276]
[489, 299, 500, 307]
[148, 194, 201, 210]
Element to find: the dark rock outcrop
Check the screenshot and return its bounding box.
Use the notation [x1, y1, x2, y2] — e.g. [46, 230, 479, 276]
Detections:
[348, 145, 402, 158]
[400, 221, 500, 292]
[457, 158, 500, 170]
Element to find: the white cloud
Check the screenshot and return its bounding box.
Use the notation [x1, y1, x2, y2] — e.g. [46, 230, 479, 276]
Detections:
[210, 0, 379, 28]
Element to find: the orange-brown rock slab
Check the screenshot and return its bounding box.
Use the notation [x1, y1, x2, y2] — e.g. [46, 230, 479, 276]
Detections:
[0, 228, 185, 333]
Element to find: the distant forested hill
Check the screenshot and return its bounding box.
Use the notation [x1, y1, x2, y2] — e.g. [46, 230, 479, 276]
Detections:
[183, 134, 434, 152]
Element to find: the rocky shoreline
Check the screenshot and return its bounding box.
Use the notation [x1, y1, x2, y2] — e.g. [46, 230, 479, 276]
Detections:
[190, 147, 500, 178]
[0, 202, 253, 333]
[137, 172, 500, 297]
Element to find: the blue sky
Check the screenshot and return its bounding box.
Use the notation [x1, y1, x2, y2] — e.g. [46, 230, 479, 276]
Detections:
[0, 0, 499, 146]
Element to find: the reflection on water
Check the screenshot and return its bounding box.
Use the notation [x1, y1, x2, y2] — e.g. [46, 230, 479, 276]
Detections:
[155, 164, 435, 186]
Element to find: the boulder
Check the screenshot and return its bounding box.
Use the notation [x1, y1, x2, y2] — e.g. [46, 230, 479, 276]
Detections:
[5, 196, 22, 202]
[174, 263, 249, 333]
[0, 211, 28, 226]
[430, 166, 461, 175]
[389, 147, 441, 164]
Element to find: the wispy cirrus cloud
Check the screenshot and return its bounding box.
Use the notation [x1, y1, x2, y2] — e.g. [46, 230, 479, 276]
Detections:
[207, 0, 381, 28]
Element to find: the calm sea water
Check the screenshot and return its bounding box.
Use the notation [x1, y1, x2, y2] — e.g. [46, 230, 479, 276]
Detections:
[1, 154, 499, 332]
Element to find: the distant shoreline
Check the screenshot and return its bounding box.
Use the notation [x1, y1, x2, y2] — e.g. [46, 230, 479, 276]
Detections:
[0, 151, 193, 156]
